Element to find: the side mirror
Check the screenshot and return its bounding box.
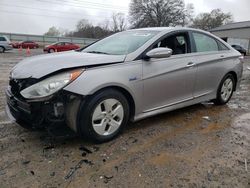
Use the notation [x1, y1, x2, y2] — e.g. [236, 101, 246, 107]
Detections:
[145, 47, 173, 59]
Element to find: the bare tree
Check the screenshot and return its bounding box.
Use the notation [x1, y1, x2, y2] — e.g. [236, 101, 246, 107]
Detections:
[192, 9, 233, 30]
[183, 3, 195, 26]
[44, 26, 61, 36]
[66, 19, 113, 39]
[129, 0, 191, 28]
[111, 13, 127, 32]
[76, 19, 91, 31]
[99, 19, 111, 31]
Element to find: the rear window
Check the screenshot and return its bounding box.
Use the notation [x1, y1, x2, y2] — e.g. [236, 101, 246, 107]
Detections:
[218, 41, 229, 51]
[0, 37, 7, 41]
[193, 32, 219, 52]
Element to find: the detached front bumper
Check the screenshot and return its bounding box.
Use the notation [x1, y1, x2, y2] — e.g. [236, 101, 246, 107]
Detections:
[6, 87, 34, 125]
[5, 87, 69, 129]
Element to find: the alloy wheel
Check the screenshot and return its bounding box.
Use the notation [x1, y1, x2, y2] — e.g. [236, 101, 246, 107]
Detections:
[220, 78, 233, 102]
[92, 99, 124, 136]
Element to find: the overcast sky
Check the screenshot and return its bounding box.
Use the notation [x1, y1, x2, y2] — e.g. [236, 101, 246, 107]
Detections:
[0, 0, 249, 35]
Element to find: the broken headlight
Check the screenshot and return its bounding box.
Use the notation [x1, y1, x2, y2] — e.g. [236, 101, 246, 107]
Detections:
[20, 69, 83, 99]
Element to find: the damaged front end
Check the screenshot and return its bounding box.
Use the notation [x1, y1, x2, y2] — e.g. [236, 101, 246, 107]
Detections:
[6, 77, 82, 130]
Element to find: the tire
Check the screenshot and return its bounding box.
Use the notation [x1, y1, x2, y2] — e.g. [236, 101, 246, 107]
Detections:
[0, 46, 5, 53]
[77, 89, 130, 143]
[48, 49, 55, 53]
[213, 74, 236, 105]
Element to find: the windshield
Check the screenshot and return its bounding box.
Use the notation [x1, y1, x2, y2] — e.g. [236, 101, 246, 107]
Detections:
[82, 30, 159, 55]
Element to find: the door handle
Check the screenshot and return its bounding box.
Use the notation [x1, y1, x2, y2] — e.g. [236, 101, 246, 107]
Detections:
[186, 62, 196, 67]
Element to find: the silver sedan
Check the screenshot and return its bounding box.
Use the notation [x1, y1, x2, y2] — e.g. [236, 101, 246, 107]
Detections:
[6, 27, 243, 142]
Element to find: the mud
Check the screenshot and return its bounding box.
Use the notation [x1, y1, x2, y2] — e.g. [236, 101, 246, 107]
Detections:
[0, 50, 250, 188]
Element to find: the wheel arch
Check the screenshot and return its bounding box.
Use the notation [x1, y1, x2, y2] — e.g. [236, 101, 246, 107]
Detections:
[227, 71, 238, 91]
[49, 48, 56, 52]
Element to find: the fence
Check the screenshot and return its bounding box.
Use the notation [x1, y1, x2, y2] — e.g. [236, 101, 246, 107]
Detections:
[0, 32, 97, 47]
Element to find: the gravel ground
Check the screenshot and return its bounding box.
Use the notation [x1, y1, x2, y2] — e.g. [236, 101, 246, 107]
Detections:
[0, 49, 250, 188]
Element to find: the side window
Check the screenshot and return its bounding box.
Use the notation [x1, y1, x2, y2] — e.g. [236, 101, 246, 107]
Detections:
[153, 33, 190, 55]
[0, 37, 6, 41]
[193, 32, 219, 52]
[218, 41, 229, 51]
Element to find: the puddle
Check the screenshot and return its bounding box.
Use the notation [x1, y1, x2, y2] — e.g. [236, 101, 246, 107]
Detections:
[201, 123, 224, 134]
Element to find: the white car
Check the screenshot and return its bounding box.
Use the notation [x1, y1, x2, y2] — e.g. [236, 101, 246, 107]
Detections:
[0, 36, 13, 53]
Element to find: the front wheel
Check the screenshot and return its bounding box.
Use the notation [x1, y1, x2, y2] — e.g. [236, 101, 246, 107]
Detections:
[48, 49, 55, 53]
[77, 89, 130, 143]
[213, 74, 236, 105]
[0, 46, 5, 53]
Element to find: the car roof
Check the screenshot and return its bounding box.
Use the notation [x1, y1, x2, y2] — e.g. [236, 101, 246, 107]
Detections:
[128, 27, 212, 36]
[130, 27, 175, 32]
[130, 27, 203, 32]
[0, 36, 8, 39]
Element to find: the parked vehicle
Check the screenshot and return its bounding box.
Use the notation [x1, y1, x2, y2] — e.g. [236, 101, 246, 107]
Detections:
[12, 41, 39, 49]
[6, 27, 243, 143]
[231, 45, 247, 56]
[0, 36, 13, 53]
[43, 42, 80, 53]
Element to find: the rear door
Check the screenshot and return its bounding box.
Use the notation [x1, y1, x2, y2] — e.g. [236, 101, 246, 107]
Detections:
[190, 32, 231, 98]
[65, 42, 73, 51]
[22, 41, 27, 48]
[56, 42, 65, 52]
[142, 31, 197, 112]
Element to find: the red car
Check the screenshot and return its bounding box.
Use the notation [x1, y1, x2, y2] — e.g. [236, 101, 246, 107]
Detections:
[43, 42, 80, 53]
[12, 41, 39, 49]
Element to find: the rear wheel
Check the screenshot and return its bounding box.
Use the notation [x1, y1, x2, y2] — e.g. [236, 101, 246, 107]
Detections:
[48, 49, 55, 53]
[213, 74, 235, 105]
[77, 89, 130, 143]
[0, 46, 5, 53]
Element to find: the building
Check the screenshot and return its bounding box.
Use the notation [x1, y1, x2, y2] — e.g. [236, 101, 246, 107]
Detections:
[211, 21, 250, 55]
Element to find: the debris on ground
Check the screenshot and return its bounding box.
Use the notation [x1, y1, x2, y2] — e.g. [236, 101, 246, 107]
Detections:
[64, 160, 85, 180]
[79, 146, 92, 154]
[245, 159, 248, 172]
[103, 175, 113, 184]
[43, 144, 55, 151]
[82, 159, 94, 166]
[22, 160, 30, 165]
[202, 116, 211, 121]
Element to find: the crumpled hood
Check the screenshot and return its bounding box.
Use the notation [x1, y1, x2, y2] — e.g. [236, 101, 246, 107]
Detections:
[11, 51, 126, 79]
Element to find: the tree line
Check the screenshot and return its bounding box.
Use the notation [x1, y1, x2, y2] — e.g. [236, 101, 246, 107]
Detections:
[44, 0, 232, 39]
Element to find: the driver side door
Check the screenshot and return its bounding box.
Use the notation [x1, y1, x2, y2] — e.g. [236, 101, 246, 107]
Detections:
[142, 32, 197, 112]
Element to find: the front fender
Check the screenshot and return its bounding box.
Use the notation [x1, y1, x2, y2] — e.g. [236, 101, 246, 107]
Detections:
[63, 62, 143, 114]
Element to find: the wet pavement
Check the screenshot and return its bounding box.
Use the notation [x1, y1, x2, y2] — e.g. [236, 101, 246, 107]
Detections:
[0, 50, 250, 188]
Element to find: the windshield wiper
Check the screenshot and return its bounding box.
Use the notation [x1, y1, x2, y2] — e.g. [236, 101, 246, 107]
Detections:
[86, 51, 110, 55]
